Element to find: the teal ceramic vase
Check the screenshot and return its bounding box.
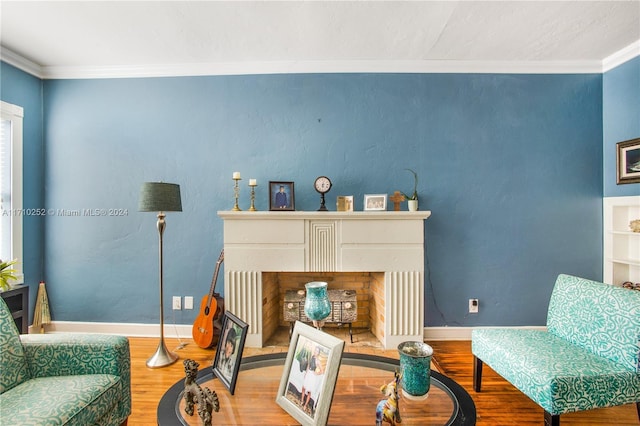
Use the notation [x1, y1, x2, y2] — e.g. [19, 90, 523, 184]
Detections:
[398, 341, 433, 400]
[304, 281, 331, 327]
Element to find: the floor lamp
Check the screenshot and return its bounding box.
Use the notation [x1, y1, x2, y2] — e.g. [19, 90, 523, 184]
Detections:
[139, 182, 182, 368]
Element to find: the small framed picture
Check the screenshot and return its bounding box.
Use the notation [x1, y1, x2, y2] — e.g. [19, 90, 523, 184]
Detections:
[617, 137, 640, 184]
[336, 195, 354, 212]
[364, 194, 387, 211]
[276, 321, 345, 426]
[269, 181, 295, 211]
[212, 311, 248, 395]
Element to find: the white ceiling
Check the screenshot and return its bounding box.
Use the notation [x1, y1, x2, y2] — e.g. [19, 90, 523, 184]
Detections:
[1, 1, 639, 78]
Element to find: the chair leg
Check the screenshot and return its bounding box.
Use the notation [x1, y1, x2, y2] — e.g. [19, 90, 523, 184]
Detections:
[473, 355, 482, 392]
[544, 411, 559, 426]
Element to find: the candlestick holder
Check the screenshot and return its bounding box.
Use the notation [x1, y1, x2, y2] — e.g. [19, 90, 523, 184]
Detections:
[232, 177, 242, 211]
[248, 183, 257, 211]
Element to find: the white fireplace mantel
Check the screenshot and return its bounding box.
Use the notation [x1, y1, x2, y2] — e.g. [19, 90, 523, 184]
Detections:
[218, 211, 431, 348]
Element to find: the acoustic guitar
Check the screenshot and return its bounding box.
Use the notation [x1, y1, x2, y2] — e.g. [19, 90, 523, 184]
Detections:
[192, 249, 225, 349]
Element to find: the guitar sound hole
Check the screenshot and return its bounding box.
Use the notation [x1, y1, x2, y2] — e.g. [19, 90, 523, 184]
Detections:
[204, 307, 210, 315]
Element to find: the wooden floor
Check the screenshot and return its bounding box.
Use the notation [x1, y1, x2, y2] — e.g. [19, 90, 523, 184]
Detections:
[130, 328, 639, 425]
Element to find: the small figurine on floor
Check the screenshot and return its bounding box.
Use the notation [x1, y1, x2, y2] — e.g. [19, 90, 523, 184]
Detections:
[183, 359, 220, 426]
[376, 370, 402, 426]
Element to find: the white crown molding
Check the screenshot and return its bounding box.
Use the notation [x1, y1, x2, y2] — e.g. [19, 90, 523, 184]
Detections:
[39, 60, 605, 79]
[602, 40, 640, 72]
[2, 42, 638, 79]
[0, 47, 44, 79]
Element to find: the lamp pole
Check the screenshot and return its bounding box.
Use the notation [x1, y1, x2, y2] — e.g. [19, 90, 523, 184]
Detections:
[146, 211, 178, 368]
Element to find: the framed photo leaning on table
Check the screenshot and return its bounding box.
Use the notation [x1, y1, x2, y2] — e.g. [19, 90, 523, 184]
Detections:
[276, 321, 345, 426]
[212, 311, 248, 395]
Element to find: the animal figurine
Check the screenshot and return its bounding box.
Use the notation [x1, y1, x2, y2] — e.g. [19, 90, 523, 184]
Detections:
[183, 359, 220, 426]
[376, 370, 402, 426]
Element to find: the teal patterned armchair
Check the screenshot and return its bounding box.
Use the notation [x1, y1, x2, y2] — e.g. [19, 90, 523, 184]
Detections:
[0, 297, 131, 425]
[472, 274, 640, 426]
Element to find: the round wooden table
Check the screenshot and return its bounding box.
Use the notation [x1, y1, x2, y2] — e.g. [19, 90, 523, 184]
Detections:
[157, 353, 476, 425]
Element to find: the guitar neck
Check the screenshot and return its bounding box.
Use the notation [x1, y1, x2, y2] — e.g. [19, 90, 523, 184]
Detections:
[206, 249, 224, 304]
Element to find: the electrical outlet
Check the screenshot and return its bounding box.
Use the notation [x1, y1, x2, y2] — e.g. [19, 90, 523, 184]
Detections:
[172, 296, 181, 310]
[469, 298, 479, 313]
[184, 296, 194, 310]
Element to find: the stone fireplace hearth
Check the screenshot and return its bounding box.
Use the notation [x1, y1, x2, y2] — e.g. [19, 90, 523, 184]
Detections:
[219, 211, 431, 349]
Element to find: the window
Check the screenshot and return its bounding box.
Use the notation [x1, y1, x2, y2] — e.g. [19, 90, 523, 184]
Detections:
[0, 101, 24, 283]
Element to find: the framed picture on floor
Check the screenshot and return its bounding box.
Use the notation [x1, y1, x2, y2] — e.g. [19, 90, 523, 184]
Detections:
[269, 181, 295, 211]
[617, 137, 640, 184]
[212, 311, 248, 395]
[276, 321, 345, 426]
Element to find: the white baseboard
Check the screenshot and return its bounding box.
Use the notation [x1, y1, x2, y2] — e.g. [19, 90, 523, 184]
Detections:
[37, 321, 193, 339]
[423, 326, 547, 341]
[424, 327, 474, 340]
[37, 321, 546, 341]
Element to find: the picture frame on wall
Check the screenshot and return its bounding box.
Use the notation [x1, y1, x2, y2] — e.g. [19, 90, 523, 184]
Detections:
[617, 137, 640, 184]
[212, 311, 248, 395]
[269, 181, 295, 211]
[276, 321, 345, 426]
[363, 194, 387, 211]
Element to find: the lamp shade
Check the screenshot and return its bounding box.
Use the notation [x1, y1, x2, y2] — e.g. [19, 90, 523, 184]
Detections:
[138, 182, 182, 212]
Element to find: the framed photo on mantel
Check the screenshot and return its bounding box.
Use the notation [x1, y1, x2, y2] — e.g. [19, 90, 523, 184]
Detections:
[269, 181, 295, 211]
[336, 195, 354, 212]
[364, 194, 387, 211]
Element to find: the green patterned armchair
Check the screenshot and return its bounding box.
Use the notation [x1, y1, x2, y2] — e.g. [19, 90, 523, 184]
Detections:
[0, 297, 131, 425]
[472, 274, 640, 426]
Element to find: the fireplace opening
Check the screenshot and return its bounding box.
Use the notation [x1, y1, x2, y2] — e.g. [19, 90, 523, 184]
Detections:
[261, 272, 385, 345]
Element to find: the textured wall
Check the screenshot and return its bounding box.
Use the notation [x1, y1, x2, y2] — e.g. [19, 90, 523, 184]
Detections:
[0, 62, 45, 315]
[0, 68, 607, 327]
[39, 73, 603, 327]
[603, 56, 640, 197]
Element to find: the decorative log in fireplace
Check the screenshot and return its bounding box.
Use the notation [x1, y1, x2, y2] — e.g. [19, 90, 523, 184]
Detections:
[218, 211, 431, 349]
[284, 289, 357, 342]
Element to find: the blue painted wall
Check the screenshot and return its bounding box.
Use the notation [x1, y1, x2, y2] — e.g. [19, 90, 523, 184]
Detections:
[603, 56, 640, 197]
[0, 62, 45, 314]
[2, 62, 608, 327]
[41, 73, 603, 327]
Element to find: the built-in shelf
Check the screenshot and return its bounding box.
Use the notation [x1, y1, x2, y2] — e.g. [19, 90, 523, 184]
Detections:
[604, 196, 640, 285]
[610, 258, 640, 267]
